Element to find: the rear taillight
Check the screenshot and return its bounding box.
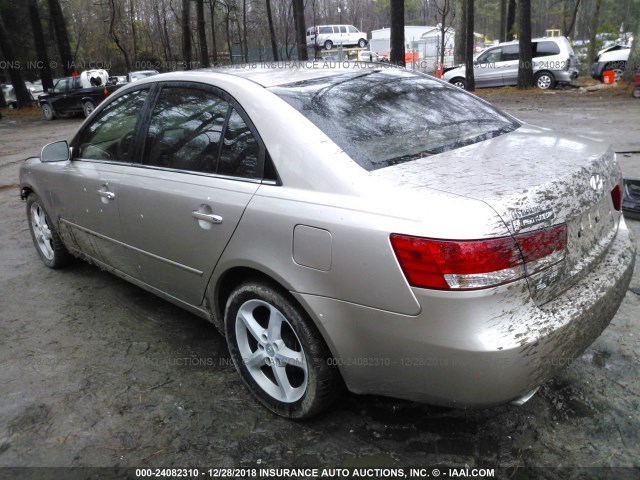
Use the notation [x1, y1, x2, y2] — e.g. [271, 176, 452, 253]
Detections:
[390, 224, 567, 290]
[611, 183, 622, 211]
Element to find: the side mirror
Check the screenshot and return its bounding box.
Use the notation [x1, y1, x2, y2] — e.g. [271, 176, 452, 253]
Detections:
[41, 140, 70, 162]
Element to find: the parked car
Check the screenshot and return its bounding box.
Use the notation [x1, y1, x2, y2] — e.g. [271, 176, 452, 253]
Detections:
[128, 70, 159, 82]
[38, 73, 123, 119]
[590, 45, 630, 81]
[306, 25, 368, 50]
[1, 83, 17, 108]
[444, 36, 579, 90]
[20, 65, 635, 419]
[356, 50, 383, 62]
[27, 80, 44, 101]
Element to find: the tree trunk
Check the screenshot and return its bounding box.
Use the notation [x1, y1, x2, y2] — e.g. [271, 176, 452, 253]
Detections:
[47, 0, 73, 75]
[454, 0, 465, 64]
[517, 0, 534, 88]
[0, 13, 32, 107]
[624, 23, 639, 81]
[130, 0, 138, 58]
[109, 0, 132, 72]
[292, 0, 307, 61]
[266, 0, 278, 61]
[182, 0, 193, 69]
[464, 0, 475, 91]
[499, 0, 507, 42]
[563, 0, 581, 39]
[28, 0, 54, 91]
[209, 0, 218, 63]
[242, 0, 248, 62]
[586, 0, 603, 65]
[196, 0, 209, 66]
[224, 6, 233, 64]
[390, 0, 405, 65]
[506, 0, 516, 41]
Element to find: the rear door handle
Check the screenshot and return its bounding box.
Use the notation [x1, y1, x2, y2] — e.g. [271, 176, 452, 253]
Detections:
[192, 211, 223, 224]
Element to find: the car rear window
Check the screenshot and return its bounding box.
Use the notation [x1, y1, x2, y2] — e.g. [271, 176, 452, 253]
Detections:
[533, 41, 561, 57]
[270, 69, 519, 171]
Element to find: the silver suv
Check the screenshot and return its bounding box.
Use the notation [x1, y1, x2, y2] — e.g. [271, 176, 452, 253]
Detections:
[444, 36, 578, 90]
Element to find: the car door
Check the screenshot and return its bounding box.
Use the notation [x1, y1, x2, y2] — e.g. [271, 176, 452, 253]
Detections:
[474, 47, 503, 87]
[499, 44, 520, 85]
[48, 78, 71, 113]
[117, 83, 263, 306]
[52, 87, 151, 276]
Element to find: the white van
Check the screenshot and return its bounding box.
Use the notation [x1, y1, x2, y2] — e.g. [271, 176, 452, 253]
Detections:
[306, 25, 368, 50]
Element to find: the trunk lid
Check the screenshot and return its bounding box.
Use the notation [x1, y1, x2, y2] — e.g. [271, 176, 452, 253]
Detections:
[372, 124, 623, 304]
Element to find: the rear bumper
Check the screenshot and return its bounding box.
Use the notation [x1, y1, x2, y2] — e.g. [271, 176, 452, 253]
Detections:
[554, 69, 578, 83]
[295, 218, 636, 407]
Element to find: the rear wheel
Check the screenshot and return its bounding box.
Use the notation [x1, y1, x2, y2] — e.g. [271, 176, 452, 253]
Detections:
[26, 193, 71, 268]
[41, 103, 55, 120]
[324, 40, 333, 50]
[83, 101, 96, 118]
[535, 71, 556, 90]
[450, 77, 466, 89]
[358, 38, 367, 48]
[224, 280, 340, 419]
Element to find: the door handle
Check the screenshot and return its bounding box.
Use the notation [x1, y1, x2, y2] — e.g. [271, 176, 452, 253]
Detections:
[192, 211, 223, 224]
[97, 190, 115, 200]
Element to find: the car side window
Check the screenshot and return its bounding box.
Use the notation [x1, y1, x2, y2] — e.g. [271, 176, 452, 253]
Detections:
[478, 48, 502, 63]
[76, 89, 149, 161]
[142, 86, 229, 174]
[501, 45, 519, 61]
[218, 108, 261, 179]
[533, 41, 560, 58]
[52, 79, 68, 93]
[348, 26, 357, 33]
[339, 26, 347, 33]
[72, 77, 82, 89]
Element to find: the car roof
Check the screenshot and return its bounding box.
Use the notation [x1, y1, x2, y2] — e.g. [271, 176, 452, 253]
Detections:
[138, 63, 403, 88]
[492, 36, 567, 47]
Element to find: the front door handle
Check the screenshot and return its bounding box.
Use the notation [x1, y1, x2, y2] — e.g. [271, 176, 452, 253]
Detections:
[97, 190, 115, 200]
[192, 211, 223, 224]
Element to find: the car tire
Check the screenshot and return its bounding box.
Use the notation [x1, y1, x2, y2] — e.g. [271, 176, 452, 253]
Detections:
[535, 71, 556, 90]
[324, 40, 333, 50]
[604, 61, 626, 81]
[83, 101, 96, 118]
[224, 280, 340, 419]
[358, 38, 367, 48]
[633, 86, 640, 99]
[41, 103, 55, 120]
[26, 193, 71, 269]
[450, 77, 466, 89]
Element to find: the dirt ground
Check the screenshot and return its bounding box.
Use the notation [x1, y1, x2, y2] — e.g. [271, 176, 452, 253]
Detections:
[0, 85, 639, 477]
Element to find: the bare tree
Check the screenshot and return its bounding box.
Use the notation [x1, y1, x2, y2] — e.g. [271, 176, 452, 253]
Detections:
[28, 0, 54, 90]
[499, 0, 506, 42]
[209, 0, 219, 63]
[0, 12, 32, 106]
[434, 0, 454, 67]
[390, 0, 404, 65]
[182, 0, 193, 68]
[196, 0, 210, 66]
[109, 0, 132, 72]
[129, 0, 138, 57]
[506, 0, 516, 41]
[586, 0, 604, 65]
[563, 0, 582, 39]
[292, 0, 307, 60]
[47, 0, 74, 75]
[517, 0, 533, 88]
[266, 0, 279, 61]
[464, 0, 475, 91]
[454, 0, 465, 64]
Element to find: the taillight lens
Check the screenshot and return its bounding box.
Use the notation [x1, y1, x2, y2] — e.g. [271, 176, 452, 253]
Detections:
[611, 183, 622, 211]
[391, 224, 567, 290]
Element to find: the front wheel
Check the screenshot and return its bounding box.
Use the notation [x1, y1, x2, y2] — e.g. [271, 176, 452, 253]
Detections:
[358, 38, 367, 48]
[41, 103, 55, 120]
[224, 281, 340, 419]
[324, 40, 333, 50]
[83, 101, 96, 118]
[450, 77, 466, 89]
[633, 86, 640, 99]
[26, 193, 71, 268]
[535, 71, 556, 90]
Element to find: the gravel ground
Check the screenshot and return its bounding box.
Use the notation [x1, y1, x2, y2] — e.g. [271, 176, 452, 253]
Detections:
[0, 88, 639, 478]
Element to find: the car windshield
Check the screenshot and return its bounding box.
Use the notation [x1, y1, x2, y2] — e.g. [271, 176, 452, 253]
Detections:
[270, 68, 520, 171]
